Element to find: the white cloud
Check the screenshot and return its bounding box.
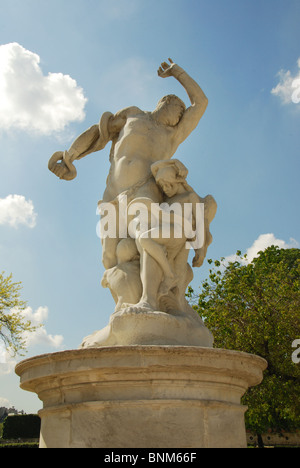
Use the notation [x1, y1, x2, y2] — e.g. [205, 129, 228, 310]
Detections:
[271, 58, 300, 105]
[20, 306, 64, 349]
[246, 233, 298, 261]
[0, 42, 87, 134]
[0, 194, 37, 228]
[0, 396, 11, 407]
[0, 341, 17, 375]
[225, 233, 299, 264]
[0, 306, 64, 375]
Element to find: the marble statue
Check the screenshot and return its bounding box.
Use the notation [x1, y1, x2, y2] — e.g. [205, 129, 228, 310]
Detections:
[48, 58, 217, 347]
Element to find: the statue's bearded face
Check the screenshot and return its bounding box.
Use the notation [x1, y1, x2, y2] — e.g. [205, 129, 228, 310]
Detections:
[154, 95, 186, 127]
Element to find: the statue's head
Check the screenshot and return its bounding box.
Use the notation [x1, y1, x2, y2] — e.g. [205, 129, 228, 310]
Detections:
[153, 94, 186, 126]
[151, 159, 189, 197]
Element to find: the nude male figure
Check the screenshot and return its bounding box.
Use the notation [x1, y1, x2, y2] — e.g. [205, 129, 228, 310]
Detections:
[48, 59, 208, 269]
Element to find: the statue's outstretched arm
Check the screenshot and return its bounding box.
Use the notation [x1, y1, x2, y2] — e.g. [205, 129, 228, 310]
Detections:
[48, 112, 113, 181]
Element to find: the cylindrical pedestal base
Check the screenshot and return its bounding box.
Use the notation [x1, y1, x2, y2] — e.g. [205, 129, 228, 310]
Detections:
[15, 346, 266, 448]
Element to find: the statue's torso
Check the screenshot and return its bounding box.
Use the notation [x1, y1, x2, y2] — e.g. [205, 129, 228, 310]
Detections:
[105, 112, 175, 200]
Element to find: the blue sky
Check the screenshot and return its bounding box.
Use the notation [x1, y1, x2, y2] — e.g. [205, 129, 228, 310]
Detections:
[0, 0, 299, 413]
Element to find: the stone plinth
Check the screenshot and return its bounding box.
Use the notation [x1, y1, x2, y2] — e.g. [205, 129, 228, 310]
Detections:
[80, 308, 213, 348]
[15, 346, 267, 448]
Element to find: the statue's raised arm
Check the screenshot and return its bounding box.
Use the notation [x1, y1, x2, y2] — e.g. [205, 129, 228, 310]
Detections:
[158, 58, 208, 146]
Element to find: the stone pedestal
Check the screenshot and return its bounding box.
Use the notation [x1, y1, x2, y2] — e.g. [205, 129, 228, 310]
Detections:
[15, 346, 266, 448]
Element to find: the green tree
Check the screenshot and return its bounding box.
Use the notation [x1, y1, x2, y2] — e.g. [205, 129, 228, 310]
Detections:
[188, 246, 300, 443]
[2, 414, 40, 439]
[0, 271, 37, 355]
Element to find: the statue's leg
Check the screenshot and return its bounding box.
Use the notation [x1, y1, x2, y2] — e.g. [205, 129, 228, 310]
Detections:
[101, 236, 119, 270]
[138, 251, 163, 310]
[100, 199, 121, 270]
[138, 233, 174, 279]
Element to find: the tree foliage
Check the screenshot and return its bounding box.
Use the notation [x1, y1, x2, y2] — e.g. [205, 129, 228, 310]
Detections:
[187, 246, 300, 435]
[0, 271, 37, 355]
[2, 414, 40, 439]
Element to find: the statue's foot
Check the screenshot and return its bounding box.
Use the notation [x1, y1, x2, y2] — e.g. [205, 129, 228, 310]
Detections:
[120, 300, 157, 313]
